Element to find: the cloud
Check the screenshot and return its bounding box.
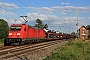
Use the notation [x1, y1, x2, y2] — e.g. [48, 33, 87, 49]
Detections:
[4, 18, 24, 26]
[0, 1, 19, 15]
[0, 9, 15, 14]
[28, 6, 90, 16]
[88, 17, 90, 19]
[0, 3, 89, 32]
[28, 6, 53, 14]
[61, 12, 67, 14]
[3, 12, 86, 26]
[26, 11, 87, 26]
[61, 2, 69, 5]
[26, 12, 59, 21]
[0, 1, 18, 8]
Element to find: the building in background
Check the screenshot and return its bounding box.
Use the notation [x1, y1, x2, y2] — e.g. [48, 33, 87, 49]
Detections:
[79, 25, 89, 39]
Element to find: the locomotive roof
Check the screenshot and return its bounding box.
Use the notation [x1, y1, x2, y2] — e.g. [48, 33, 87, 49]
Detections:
[11, 24, 45, 30]
[11, 24, 26, 26]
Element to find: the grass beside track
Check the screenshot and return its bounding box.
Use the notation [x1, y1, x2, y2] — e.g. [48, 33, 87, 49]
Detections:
[0, 39, 4, 47]
[44, 39, 90, 60]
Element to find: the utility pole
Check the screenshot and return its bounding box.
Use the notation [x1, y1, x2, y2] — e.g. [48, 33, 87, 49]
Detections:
[76, 8, 78, 39]
[69, 20, 71, 34]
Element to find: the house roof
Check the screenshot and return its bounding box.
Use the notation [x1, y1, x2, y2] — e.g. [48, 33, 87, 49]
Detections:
[79, 25, 86, 30]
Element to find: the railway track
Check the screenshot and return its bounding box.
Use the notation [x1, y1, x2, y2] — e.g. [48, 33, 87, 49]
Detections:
[0, 39, 69, 60]
[0, 46, 14, 50]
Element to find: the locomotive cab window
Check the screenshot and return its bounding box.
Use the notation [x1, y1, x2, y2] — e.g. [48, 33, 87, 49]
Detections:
[24, 27, 26, 31]
[10, 27, 15, 30]
[10, 26, 21, 30]
[16, 26, 21, 30]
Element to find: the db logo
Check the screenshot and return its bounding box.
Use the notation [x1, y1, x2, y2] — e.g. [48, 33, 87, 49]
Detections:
[14, 33, 16, 35]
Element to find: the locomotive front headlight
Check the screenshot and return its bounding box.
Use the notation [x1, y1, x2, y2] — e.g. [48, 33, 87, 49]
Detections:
[17, 33, 20, 35]
[60, 36, 62, 37]
[9, 33, 12, 35]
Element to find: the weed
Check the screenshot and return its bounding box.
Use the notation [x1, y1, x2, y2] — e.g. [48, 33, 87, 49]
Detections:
[44, 39, 90, 60]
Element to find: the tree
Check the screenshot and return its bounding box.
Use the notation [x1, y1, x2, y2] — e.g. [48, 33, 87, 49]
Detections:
[0, 19, 9, 39]
[71, 32, 76, 38]
[71, 32, 76, 35]
[34, 19, 48, 29]
[86, 25, 90, 39]
[86, 25, 90, 30]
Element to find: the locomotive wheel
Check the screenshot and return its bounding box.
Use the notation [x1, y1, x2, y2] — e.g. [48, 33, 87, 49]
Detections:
[19, 41, 24, 45]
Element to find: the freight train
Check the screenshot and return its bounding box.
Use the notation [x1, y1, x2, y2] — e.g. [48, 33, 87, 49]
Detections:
[4, 24, 75, 46]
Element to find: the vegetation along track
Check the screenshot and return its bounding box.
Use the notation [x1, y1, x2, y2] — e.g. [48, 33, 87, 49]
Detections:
[0, 39, 70, 59]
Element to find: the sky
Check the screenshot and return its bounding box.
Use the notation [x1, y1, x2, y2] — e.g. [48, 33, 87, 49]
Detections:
[0, 0, 90, 33]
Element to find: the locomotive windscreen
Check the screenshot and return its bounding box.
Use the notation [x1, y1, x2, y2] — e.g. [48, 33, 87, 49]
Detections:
[10, 26, 21, 30]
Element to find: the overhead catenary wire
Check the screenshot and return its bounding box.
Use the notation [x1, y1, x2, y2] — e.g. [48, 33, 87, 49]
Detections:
[5, 0, 32, 23]
[16, 0, 28, 7]
[0, 0, 28, 24]
[59, 0, 76, 33]
[13, 0, 58, 24]
[0, 0, 76, 33]
[32, 1, 63, 27]
[9, 0, 29, 13]
[0, 0, 22, 16]
[14, 0, 38, 22]
[32, 0, 41, 7]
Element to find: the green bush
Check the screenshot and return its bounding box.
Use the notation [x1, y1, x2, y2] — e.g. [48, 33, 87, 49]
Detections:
[44, 39, 90, 60]
[0, 38, 4, 43]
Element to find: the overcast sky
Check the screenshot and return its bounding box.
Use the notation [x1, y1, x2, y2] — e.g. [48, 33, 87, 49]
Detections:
[0, 0, 90, 33]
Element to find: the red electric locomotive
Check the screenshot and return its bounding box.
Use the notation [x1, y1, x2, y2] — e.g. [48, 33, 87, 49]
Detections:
[4, 24, 46, 46]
